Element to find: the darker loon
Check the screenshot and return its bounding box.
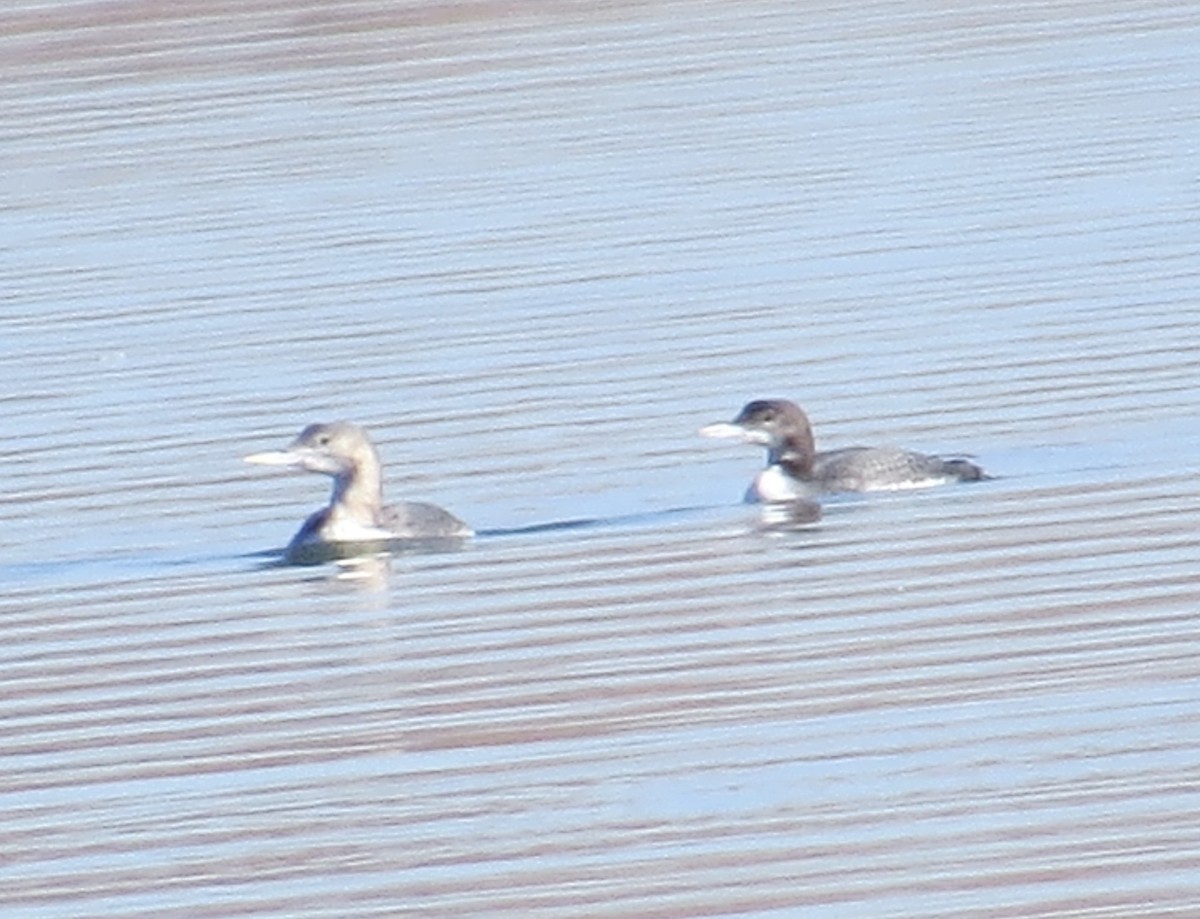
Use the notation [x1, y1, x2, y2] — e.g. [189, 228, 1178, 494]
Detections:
[701, 399, 987, 502]
[245, 421, 471, 562]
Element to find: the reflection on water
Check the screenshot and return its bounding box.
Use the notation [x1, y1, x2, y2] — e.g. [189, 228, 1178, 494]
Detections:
[2, 0, 1200, 916]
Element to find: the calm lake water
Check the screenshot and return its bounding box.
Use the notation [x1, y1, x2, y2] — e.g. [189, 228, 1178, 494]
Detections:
[3, 1, 1200, 916]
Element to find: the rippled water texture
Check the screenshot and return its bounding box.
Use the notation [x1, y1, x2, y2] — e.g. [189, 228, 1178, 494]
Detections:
[2, 1, 1199, 916]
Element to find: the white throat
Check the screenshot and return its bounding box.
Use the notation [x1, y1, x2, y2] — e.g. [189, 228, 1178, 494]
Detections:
[749, 464, 809, 503]
[321, 505, 394, 542]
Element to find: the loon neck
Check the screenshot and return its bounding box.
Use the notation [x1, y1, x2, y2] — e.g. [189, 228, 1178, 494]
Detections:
[769, 431, 815, 479]
[330, 455, 384, 525]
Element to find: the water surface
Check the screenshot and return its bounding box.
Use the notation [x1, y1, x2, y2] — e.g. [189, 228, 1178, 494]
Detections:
[2, 1, 1199, 916]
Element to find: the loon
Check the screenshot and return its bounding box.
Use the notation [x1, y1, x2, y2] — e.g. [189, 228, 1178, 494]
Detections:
[701, 399, 986, 502]
[245, 421, 471, 562]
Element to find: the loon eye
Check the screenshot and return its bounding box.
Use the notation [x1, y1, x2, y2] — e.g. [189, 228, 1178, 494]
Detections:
[316, 433, 332, 446]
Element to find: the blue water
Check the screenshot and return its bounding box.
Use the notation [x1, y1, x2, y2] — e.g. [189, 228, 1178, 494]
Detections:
[2, 1, 1199, 917]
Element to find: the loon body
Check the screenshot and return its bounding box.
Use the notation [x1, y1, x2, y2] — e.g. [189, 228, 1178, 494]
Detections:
[246, 421, 471, 562]
[702, 399, 986, 502]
